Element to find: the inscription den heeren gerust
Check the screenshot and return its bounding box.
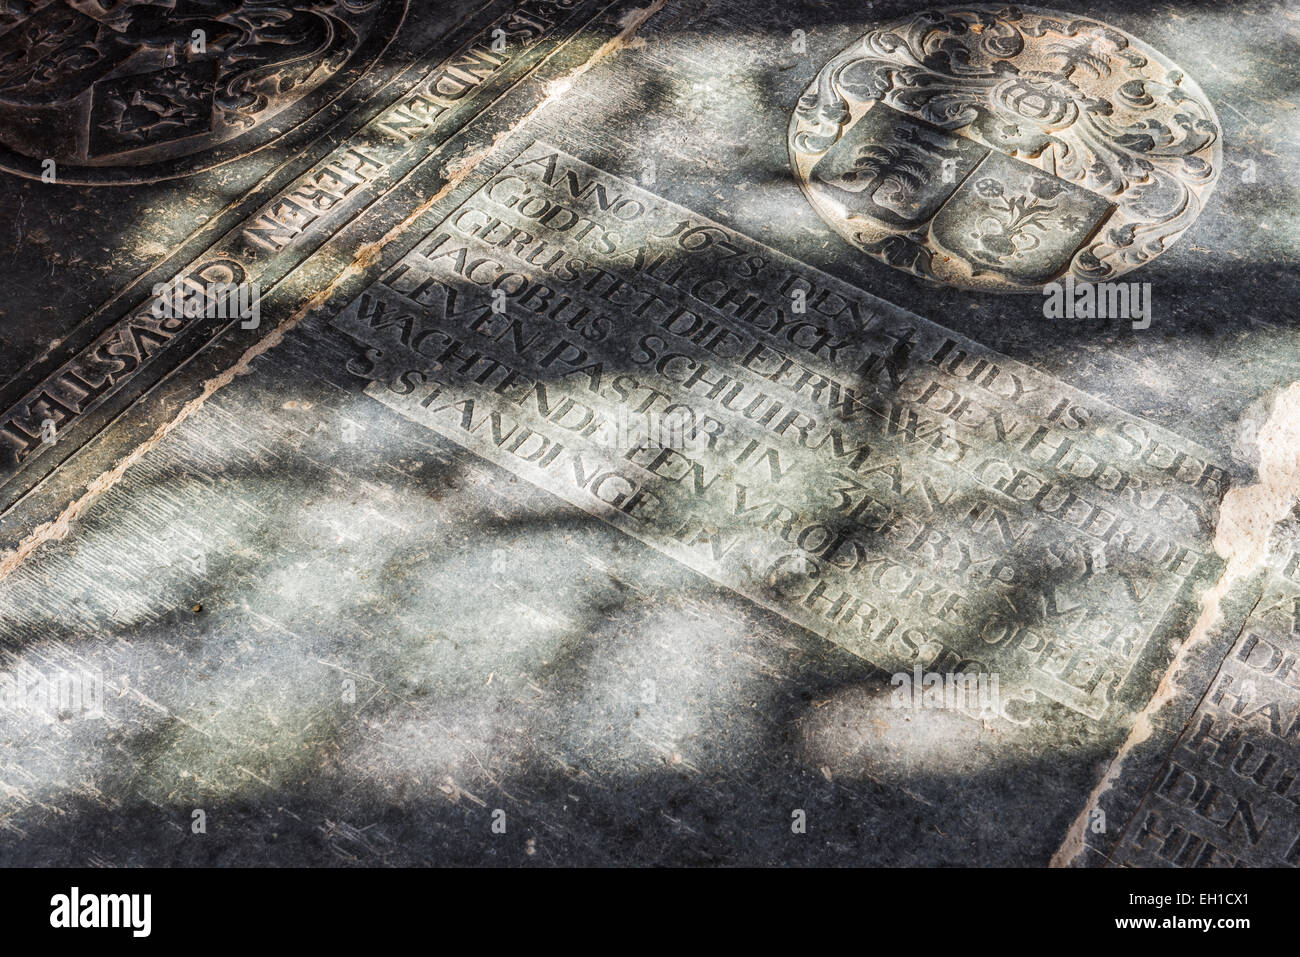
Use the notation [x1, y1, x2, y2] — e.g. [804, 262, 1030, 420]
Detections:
[332, 141, 1229, 723]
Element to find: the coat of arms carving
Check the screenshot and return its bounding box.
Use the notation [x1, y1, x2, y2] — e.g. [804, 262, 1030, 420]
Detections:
[0, 0, 407, 183]
[789, 5, 1221, 291]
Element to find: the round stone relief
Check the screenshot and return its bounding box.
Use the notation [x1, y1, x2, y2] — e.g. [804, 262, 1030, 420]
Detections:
[788, 5, 1221, 292]
[0, 0, 407, 185]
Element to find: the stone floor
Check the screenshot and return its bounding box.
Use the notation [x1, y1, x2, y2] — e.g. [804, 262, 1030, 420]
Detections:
[0, 0, 1296, 866]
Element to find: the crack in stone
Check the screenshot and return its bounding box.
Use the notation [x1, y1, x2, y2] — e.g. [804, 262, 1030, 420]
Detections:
[1051, 382, 1300, 867]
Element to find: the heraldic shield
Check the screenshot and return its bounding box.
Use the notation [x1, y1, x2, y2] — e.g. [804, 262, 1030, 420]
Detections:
[808, 102, 1113, 288]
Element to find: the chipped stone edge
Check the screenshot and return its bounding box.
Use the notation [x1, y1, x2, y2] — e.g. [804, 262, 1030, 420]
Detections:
[1051, 382, 1300, 867]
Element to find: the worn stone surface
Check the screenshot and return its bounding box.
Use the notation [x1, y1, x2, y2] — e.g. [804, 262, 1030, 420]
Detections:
[1109, 535, 1300, 867]
[0, 0, 1296, 866]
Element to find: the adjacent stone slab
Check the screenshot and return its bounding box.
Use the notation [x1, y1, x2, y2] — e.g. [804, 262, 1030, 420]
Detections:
[0, 1, 403, 183]
[0, 0, 625, 515]
[1110, 538, 1300, 867]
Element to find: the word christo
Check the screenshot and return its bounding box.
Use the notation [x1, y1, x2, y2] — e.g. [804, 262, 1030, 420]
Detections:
[50, 887, 151, 937]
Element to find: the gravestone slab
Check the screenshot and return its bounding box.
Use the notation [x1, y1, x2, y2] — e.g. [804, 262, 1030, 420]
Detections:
[0, 0, 1295, 867]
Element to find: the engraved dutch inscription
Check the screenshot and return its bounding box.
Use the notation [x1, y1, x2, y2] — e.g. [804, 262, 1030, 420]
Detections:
[334, 140, 1228, 722]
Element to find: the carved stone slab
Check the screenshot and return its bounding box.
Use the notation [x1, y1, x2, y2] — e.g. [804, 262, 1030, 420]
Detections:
[1109, 535, 1300, 867]
[331, 139, 1228, 725]
[0, 0, 409, 183]
[0, 0, 1291, 868]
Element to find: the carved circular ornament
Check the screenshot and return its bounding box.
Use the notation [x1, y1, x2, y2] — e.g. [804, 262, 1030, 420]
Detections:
[0, 0, 407, 185]
[789, 5, 1221, 292]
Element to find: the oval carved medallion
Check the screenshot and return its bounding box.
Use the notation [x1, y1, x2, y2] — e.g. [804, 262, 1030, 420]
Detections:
[789, 5, 1221, 292]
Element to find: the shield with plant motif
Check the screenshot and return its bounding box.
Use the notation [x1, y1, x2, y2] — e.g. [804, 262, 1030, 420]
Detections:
[930, 151, 1113, 286]
[810, 103, 988, 229]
